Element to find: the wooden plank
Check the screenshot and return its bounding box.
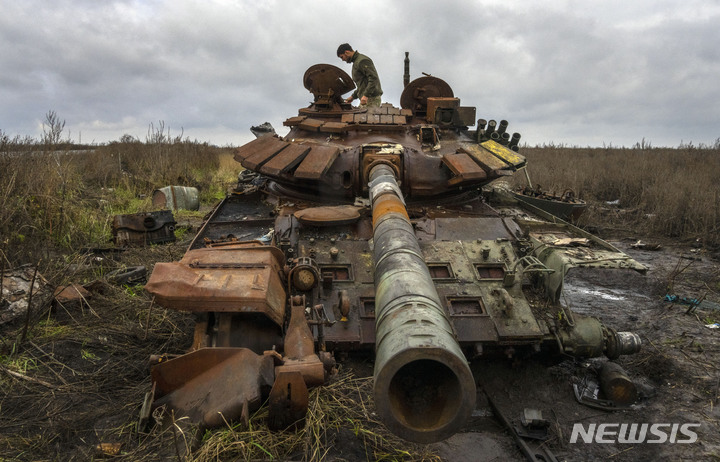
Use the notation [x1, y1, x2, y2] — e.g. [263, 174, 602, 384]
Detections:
[294, 145, 340, 180]
[260, 143, 311, 176]
[442, 153, 488, 185]
[233, 136, 280, 163]
[241, 137, 289, 170]
[299, 118, 324, 132]
[458, 144, 510, 173]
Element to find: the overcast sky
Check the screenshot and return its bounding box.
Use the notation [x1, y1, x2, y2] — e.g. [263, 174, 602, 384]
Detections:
[2, 0, 718, 148]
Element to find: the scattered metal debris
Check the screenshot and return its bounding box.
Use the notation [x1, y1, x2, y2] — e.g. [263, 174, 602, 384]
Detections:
[514, 408, 550, 441]
[112, 210, 176, 247]
[152, 186, 199, 211]
[598, 361, 638, 405]
[53, 283, 91, 306]
[0, 265, 48, 325]
[105, 266, 147, 285]
[484, 390, 559, 462]
[573, 361, 638, 410]
[630, 240, 663, 251]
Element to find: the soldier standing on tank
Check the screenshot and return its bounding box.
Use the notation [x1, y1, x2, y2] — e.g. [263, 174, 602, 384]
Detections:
[337, 43, 383, 108]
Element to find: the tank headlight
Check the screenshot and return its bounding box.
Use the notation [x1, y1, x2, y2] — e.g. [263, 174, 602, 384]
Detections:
[293, 267, 317, 291]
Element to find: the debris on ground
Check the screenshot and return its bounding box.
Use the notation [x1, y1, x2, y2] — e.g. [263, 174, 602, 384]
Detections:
[630, 240, 663, 251]
[112, 210, 177, 247]
[1, 265, 49, 325]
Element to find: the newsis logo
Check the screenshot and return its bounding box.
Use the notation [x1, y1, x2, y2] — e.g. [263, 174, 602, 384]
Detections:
[570, 423, 700, 444]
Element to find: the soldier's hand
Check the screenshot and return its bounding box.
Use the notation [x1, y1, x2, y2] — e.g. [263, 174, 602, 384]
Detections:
[345, 96, 354, 103]
[360, 96, 368, 105]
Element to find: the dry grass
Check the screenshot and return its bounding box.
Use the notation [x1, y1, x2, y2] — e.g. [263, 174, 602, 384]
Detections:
[512, 143, 720, 245]
[190, 370, 440, 461]
[0, 122, 236, 267]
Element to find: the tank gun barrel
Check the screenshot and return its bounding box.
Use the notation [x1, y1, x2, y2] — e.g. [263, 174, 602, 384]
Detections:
[369, 162, 476, 443]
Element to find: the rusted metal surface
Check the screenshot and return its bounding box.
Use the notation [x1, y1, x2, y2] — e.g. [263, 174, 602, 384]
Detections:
[268, 371, 308, 430]
[599, 361, 638, 405]
[513, 186, 587, 222]
[400, 76, 454, 115]
[458, 143, 517, 175]
[294, 205, 361, 226]
[151, 186, 199, 211]
[442, 152, 487, 185]
[53, 283, 91, 305]
[112, 210, 176, 247]
[145, 243, 286, 324]
[151, 347, 276, 427]
[260, 143, 310, 176]
[233, 135, 286, 163]
[303, 64, 355, 101]
[143, 61, 647, 444]
[276, 296, 325, 387]
[293, 145, 340, 180]
[241, 136, 289, 170]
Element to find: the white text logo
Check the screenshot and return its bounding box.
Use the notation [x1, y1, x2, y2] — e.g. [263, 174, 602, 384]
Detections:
[570, 423, 700, 444]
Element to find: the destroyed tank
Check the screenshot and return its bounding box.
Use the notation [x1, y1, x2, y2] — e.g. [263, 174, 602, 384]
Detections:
[143, 57, 646, 444]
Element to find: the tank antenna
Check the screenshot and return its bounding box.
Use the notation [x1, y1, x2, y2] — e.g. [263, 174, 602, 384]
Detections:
[403, 52, 410, 87]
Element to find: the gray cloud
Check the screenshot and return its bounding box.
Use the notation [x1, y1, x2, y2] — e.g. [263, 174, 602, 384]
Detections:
[1, 0, 718, 147]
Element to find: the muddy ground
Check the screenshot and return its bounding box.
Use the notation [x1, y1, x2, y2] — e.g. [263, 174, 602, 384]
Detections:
[1, 223, 719, 460]
[449, 239, 720, 462]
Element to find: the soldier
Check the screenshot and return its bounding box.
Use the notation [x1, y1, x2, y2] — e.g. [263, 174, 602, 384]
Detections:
[336, 43, 383, 107]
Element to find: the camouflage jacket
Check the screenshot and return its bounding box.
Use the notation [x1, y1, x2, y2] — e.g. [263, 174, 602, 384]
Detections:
[350, 52, 383, 100]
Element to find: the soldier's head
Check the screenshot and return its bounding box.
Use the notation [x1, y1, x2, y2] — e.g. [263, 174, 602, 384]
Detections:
[337, 43, 354, 62]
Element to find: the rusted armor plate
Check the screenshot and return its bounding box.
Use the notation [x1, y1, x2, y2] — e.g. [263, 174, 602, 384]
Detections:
[481, 140, 527, 169]
[260, 143, 311, 176]
[442, 152, 488, 185]
[283, 116, 306, 127]
[298, 118, 325, 132]
[144, 244, 287, 325]
[320, 122, 349, 133]
[458, 144, 510, 172]
[234, 135, 282, 162]
[267, 371, 309, 430]
[294, 205, 361, 226]
[242, 137, 289, 170]
[294, 145, 340, 180]
[151, 347, 275, 428]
